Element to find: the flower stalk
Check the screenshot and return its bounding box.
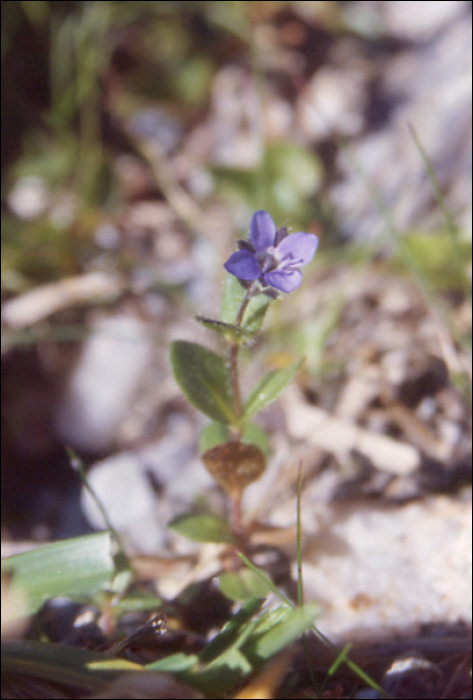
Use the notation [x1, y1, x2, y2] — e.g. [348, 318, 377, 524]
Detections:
[222, 203, 318, 535]
[227, 282, 258, 533]
[171, 209, 319, 544]
[228, 284, 254, 437]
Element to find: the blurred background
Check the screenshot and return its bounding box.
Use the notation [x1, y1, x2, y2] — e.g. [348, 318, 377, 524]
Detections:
[1, 0, 471, 639]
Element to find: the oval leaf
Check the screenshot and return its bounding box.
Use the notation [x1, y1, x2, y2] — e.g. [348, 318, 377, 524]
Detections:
[242, 603, 319, 662]
[218, 569, 271, 602]
[168, 513, 237, 544]
[242, 359, 304, 421]
[221, 270, 248, 324]
[241, 422, 271, 457]
[170, 341, 235, 424]
[198, 597, 265, 664]
[199, 422, 232, 453]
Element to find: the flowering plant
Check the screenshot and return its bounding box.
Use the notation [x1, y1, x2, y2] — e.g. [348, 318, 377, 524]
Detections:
[170, 210, 318, 539]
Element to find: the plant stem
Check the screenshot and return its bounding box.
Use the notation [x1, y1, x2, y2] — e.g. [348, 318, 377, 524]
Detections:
[229, 341, 242, 427]
[227, 283, 257, 537]
[228, 283, 255, 436]
[235, 285, 254, 327]
[230, 490, 244, 539]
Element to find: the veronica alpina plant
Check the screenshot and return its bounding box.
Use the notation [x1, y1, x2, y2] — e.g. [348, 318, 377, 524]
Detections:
[170, 210, 318, 538]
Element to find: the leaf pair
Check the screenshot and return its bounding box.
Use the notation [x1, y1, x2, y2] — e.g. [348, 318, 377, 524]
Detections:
[195, 275, 270, 343]
[170, 340, 303, 426]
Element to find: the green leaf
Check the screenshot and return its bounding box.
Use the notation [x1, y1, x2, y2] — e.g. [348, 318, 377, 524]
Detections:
[242, 603, 319, 663]
[218, 569, 272, 602]
[170, 341, 235, 423]
[264, 142, 323, 201]
[159, 598, 316, 698]
[236, 551, 293, 607]
[112, 592, 163, 616]
[212, 141, 323, 223]
[242, 294, 269, 335]
[1, 532, 127, 621]
[199, 421, 232, 452]
[211, 166, 259, 214]
[147, 653, 200, 674]
[193, 647, 252, 697]
[1, 639, 140, 692]
[147, 599, 265, 697]
[220, 275, 269, 335]
[168, 513, 237, 544]
[395, 230, 472, 293]
[198, 597, 265, 664]
[241, 422, 271, 457]
[221, 273, 247, 324]
[195, 315, 249, 342]
[242, 359, 304, 421]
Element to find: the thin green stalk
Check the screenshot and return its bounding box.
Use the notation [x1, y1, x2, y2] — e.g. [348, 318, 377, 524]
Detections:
[66, 447, 127, 562]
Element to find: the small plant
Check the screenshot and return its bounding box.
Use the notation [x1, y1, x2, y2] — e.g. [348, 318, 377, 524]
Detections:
[2, 210, 391, 699]
[170, 210, 318, 538]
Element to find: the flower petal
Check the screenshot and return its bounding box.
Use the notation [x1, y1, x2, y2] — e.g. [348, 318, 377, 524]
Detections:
[224, 250, 261, 280]
[276, 232, 319, 267]
[250, 210, 276, 251]
[275, 226, 289, 246]
[264, 268, 303, 293]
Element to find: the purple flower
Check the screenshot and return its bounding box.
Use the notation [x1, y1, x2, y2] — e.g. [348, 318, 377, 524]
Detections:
[224, 210, 318, 293]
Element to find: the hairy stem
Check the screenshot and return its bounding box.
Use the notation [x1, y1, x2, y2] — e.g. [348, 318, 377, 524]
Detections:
[228, 283, 256, 436]
[235, 285, 254, 327]
[229, 341, 242, 427]
[230, 490, 244, 539]
[227, 283, 257, 536]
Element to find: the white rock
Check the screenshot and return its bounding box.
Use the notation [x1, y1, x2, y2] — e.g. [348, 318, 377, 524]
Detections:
[55, 315, 152, 451]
